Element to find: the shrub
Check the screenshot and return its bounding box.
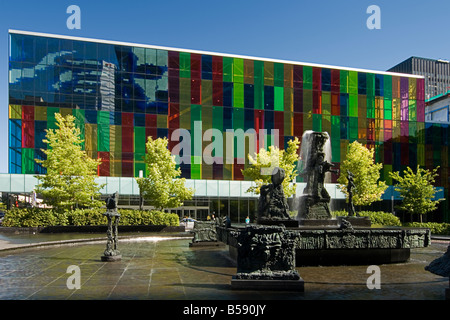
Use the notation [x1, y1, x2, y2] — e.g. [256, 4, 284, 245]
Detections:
[2, 208, 179, 227]
[403, 222, 450, 235]
[332, 210, 402, 227]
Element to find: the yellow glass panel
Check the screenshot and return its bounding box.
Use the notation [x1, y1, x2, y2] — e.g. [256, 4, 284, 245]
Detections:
[9, 105, 21, 119]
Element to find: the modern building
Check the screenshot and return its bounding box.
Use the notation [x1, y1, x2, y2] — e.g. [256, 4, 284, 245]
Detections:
[388, 56, 450, 100]
[6, 30, 449, 222]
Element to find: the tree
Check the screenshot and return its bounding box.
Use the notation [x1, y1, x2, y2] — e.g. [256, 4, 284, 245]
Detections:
[35, 113, 104, 211]
[337, 141, 387, 207]
[136, 136, 194, 210]
[389, 165, 443, 222]
[241, 137, 300, 198]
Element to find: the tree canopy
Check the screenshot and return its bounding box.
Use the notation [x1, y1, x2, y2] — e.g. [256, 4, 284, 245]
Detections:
[337, 141, 387, 207]
[241, 137, 300, 198]
[136, 136, 194, 210]
[389, 165, 443, 222]
[35, 113, 104, 211]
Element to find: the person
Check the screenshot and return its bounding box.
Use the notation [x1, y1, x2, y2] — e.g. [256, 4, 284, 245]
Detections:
[245, 216, 250, 225]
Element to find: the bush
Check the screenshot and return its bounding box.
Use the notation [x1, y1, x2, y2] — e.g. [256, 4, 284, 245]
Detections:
[403, 222, 450, 235]
[2, 208, 179, 227]
[332, 210, 402, 227]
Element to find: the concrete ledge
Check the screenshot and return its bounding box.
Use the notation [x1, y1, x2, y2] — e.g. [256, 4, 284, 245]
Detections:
[189, 241, 225, 247]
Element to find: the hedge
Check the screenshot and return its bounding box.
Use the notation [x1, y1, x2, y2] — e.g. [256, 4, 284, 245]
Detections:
[2, 208, 180, 228]
[332, 210, 402, 227]
[403, 222, 450, 235]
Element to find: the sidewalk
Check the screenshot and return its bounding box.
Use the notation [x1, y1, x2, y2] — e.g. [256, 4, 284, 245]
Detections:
[0, 230, 448, 300]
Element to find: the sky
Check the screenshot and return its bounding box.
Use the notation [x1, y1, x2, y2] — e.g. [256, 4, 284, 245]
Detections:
[0, 0, 449, 174]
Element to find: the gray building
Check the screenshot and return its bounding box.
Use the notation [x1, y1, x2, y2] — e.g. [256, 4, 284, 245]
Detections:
[388, 56, 450, 100]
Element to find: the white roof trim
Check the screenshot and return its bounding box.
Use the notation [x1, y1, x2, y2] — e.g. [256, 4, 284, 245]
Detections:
[9, 29, 424, 79]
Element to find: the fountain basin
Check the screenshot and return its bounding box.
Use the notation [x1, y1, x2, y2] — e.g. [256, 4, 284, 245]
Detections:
[217, 225, 431, 266]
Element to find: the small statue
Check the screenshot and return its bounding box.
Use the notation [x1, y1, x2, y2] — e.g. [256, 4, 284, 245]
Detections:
[347, 170, 357, 217]
[258, 167, 291, 221]
[102, 192, 121, 261]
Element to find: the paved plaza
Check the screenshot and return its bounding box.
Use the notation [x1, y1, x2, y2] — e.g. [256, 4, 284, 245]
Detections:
[0, 232, 448, 301]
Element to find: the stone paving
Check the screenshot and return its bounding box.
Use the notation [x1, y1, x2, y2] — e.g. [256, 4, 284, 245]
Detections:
[0, 233, 448, 300]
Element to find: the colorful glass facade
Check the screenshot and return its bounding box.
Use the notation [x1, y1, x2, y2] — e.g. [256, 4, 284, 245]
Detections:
[7, 31, 449, 221]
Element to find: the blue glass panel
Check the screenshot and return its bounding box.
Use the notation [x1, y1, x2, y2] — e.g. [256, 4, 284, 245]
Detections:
[358, 73, 366, 95]
[9, 119, 22, 148]
[9, 148, 22, 174]
[223, 82, 233, 107]
[321, 68, 331, 91]
[85, 110, 97, 124]
[223, 107, 233, 130]
[202, 55, 212, 80]
[264, 86, 274, 110]
[34, 121, 47, 149]
[244, 84, 254, 109]
[134, 113, 145, 126]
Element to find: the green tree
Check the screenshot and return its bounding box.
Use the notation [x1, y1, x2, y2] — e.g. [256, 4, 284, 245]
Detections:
[389, 165, 443, 222]
[337, 141, 387, 207]
[136, 136, 194, 210]
[241, 137, 300, 197]
[35, 113, 104, 211]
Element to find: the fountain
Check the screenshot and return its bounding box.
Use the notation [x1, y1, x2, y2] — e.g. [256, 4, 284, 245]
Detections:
[216, 130, 431, 270]
[296, 131, 338, 225]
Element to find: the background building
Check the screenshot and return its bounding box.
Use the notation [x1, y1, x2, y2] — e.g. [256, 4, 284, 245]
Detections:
[388, 56, 450, 100]
[6, 30, 449, 222]
[425, 90, 450, 123]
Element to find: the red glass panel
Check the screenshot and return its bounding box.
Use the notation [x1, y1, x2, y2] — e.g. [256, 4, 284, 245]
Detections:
[169, 76, 179, 103]
[212, 56, 223, 81]
[313, 67, 321, 91]
[121, 152, 134, 177]
[293, 87, 303, 112]
[98, 151, 110, 176]
[22, 120, 34, 149]
[233, 163, 244, 180]
[122, 126, 134, 153]
[146, 114, 157, 128]
[313, 90, 322, 114]
[293, 113, 303, 138]
[331, 93, 340, 115]
[331, 69, 340, 94]
[122, 113, 134, 126]
[22, 105, 34, 121]
[293, 65, 302, 86]
[168, 103, 180, 129]
[190, 53, 202, 80]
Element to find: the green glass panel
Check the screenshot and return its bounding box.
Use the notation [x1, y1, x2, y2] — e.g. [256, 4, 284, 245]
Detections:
[303, 113, 313, 131]
[233, 108, 244, 130]
[179, 52, 191, 78]
[331, 116, 340, 140]
[223, 57, 233, 82]
[134, 127, 146, 154]
[284, 87, 293, 112]
[191, 156, 202, 179]
[349, 117, 358, 141]
[223, 163, 232, 180]
[383, 75, 392, 99]
[179, 78, 191, 105]
[202, 105, 213, 131]
[180, 104, 191, 130]
[331, 139, 340, 163]
[191, 105, 202, 158]
[348, 71, 358, 95]
[233, 58, 244, 83]
[202, 80, 213, 106]
[366, 96, 375, 118]
[303, 66, 313, 90]
[264, 61, 274, 86]
[349, 95, 358, 117]
[98, 124, 110, 152]
[274, 63, 284, 87]
[254, 79, 264, 110]
[303, 89, 313, 115]
[384, 98, 392, 120]
[212, 106, 223, 131]
[409, 100, 416, 121]
[274, 86, 284, 111]
[312, 114, 322, 132]
[322, 115, 331, 137]
[233, 83, 244, 108]
[322, 92, 331, 115]
[22, 148, 34, 174]
[340, 70, 349, 93]
[367, 73, 375, 97]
